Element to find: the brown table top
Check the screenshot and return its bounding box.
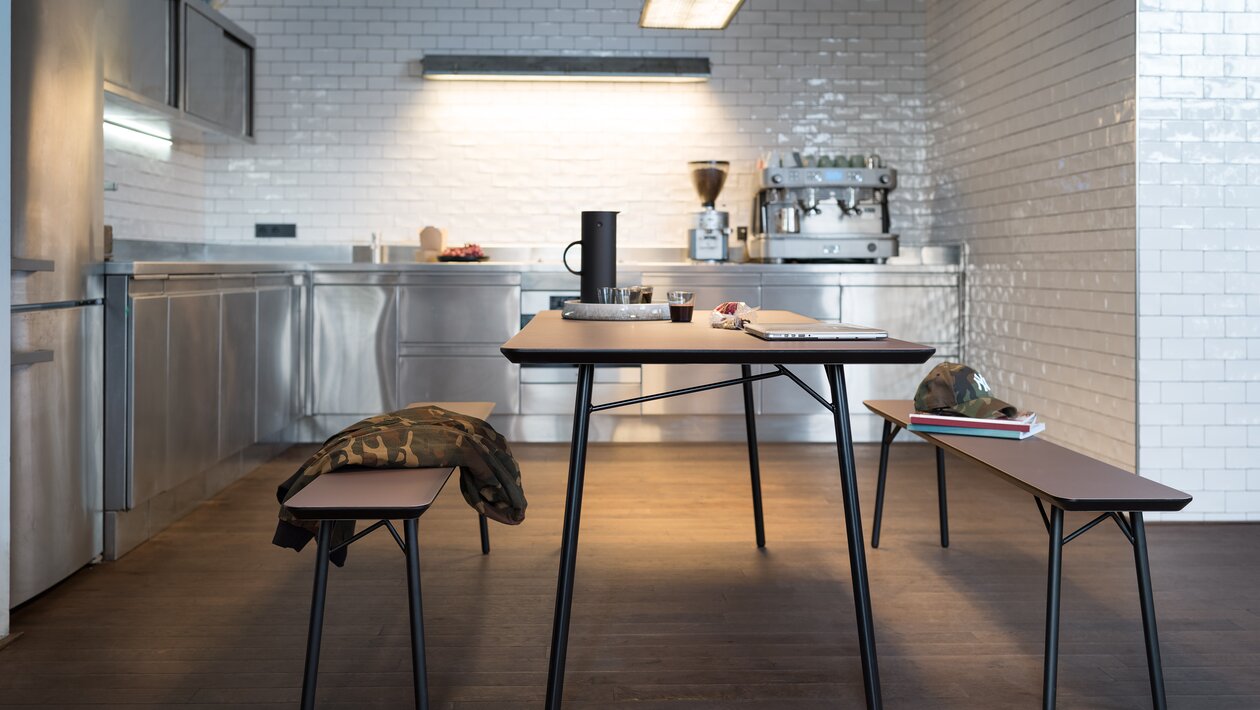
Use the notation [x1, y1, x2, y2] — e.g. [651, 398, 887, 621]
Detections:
[864, 400, 1192, 513]
[501, 310, 937, 365]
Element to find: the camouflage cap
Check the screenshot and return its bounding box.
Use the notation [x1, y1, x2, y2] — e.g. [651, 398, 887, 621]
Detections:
[913, 362, 1018, 419]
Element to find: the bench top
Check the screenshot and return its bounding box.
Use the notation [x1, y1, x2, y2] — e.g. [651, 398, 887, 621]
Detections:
[284, 401, 495, 520]
[864, 400, 1192, 513]
[284, 467, 456, 520]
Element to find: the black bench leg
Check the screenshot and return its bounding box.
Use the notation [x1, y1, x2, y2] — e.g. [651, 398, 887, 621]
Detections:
[741, 364, 766, 548]
[478, 514, 490, 555]
[546, 363, 595, 710]
[1043, 506, 1065, 710]
[936, 447, 949, 548]
[872, 419, 893, 549]
[301, 523, 333, 710]
[404, 519, 430, 710]
[1131, 513, 1168, 710]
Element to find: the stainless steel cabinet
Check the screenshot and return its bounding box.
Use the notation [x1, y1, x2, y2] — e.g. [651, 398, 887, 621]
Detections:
[183, 2, 252, 138]
[840, 274, 962, 439]
[760, 279, 842, 415]
[399, 346, 520, 413]
[396, 278, 521, 413]
[9, 306, 103, 606]
[312, 284, 398, 414]
[257, 283, 302, 441]
[219, 288, 257, 457]
[641, 274, 761, 415]
[166, 290, 221, 484]
[101, 0, 175, 107]
[398, 283, 519, 344]
[128, 295, 169, 505]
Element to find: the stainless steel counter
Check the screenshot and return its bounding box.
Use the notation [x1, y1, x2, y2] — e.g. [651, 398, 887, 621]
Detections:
[106, 259, 960, 277]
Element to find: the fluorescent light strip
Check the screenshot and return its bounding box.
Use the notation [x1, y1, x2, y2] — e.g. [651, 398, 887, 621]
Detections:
[103, 118, 173, 144]
[419, 55, 710, 83]
[639, 0, 746, 30]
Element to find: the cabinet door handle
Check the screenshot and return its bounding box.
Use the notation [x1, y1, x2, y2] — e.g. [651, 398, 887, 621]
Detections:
[11, 349, 54, 366]
[12, 257, 55, 272]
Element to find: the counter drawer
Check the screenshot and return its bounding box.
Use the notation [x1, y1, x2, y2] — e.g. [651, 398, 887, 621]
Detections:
[522, 382, 641, 416]
[399, 353, 519, 414]
[399, 285, 519, 344]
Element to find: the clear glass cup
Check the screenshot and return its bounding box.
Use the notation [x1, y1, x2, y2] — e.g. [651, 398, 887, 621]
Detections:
[596, 287, 616, 304]
[634, 285, 654, 304]
[612, 287, 638, 304]
[666, 290, 695, 323]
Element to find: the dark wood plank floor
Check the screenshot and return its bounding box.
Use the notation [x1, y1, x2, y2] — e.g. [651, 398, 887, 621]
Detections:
[2, 442, 1258, 709]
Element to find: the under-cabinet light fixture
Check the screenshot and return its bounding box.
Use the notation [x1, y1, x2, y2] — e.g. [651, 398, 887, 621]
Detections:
[103, 118, 173, 144]
[417, 55, 710, 83]
[639, 0, 746, 30]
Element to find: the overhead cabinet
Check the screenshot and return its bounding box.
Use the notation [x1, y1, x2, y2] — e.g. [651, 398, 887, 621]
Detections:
[101, 0, 254, 141]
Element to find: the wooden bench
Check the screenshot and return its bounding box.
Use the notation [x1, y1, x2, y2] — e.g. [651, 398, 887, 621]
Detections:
[284, 401, 495, 710]
[864, 400, 1191, 710]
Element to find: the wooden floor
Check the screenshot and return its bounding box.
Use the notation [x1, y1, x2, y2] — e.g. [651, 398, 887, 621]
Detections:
[2, 442, 1259, 709]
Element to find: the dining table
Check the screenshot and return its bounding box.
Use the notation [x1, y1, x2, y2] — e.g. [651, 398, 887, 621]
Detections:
[500, 309, 936, 710]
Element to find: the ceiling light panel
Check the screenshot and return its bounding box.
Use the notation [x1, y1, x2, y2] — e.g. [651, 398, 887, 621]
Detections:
[639, 0, 746, 30]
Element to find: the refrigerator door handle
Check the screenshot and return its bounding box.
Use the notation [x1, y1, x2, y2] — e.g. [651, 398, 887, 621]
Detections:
[13, 256, 56, 272]
[12, 348, 55, 366]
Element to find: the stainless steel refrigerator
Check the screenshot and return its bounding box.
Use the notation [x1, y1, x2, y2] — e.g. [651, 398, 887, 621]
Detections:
[9, 0, 104, 606]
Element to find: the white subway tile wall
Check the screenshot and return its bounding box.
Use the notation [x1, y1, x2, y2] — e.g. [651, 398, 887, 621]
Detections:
[104, 134, 207, 243]
[190, 0, 931, 247]
[1138, 0, 1260, 521]
[926, 0, 1138, 468]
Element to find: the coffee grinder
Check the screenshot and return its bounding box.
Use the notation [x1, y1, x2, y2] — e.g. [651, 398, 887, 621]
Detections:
[687, 160, 730, 262]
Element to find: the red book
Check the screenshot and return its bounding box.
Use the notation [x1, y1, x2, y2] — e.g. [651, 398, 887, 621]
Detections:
[908, 411, 1038, 433]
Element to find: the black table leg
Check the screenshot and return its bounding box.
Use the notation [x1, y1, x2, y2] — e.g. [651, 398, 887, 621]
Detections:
[1130, 512, 1168, 710]
[403, 519, 430, 710]
[936, 447, 949, 549]
[1043, 505, 1065, 710]
[545, 363, 595, 710]
[872, 419, 893, 549]
[300, 523, 333, 710]
[741, 364, 766, 548]
[478, 514, 490, 555]
[824, 364, 882, 710]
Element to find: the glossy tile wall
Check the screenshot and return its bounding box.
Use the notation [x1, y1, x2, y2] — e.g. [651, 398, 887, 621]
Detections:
[197, 0, 930, 247]
[1137, 0, 1260, 521]
[103, 131, 207, 243]
[926, 0, 1138, 469]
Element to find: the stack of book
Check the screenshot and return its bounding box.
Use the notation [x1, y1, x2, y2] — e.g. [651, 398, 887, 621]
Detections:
[907, 411, 1044, 440]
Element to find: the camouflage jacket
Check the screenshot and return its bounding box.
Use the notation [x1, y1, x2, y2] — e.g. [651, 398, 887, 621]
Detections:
[272, 405, 525, 560]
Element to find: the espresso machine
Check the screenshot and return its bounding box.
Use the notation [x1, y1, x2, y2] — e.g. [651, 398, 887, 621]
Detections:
[749, 155, 898, 262]
[687, 160, 730, 262]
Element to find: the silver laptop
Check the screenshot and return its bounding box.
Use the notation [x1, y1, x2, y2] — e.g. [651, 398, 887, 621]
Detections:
[744, 322, 889, 341]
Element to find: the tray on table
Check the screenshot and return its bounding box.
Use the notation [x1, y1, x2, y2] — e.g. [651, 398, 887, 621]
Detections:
[561, 299, 669, 321]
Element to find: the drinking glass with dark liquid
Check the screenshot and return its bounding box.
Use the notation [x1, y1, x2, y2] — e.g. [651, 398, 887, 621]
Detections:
[667, 291, 695, 323]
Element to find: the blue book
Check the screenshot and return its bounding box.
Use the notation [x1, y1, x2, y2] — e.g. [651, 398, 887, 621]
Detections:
[908, 422, 1046, 440]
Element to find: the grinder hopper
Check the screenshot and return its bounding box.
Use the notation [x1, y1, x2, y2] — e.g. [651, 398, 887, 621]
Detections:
[688, 160, 729, 208]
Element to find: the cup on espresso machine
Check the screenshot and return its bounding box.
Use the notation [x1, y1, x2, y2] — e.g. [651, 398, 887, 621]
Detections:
[563, 211, 619, 303]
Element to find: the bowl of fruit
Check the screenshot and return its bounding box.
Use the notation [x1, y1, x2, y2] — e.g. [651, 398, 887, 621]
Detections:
[437, 243, 487, 262]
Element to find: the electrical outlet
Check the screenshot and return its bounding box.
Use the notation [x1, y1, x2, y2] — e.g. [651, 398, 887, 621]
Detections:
[255, 223, 296, 238]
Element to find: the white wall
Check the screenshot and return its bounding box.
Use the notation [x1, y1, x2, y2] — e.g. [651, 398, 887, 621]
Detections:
[103, 135, 207, 243]
[190, 0, 931, 248]
[926, 0, 1138, 468]
[2, 0, 12, 635]
[1137, 0, 1260, 521]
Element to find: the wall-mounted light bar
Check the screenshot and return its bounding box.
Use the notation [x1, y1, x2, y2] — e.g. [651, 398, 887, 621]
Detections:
[639, 0, 746, 30]
[416, 55, 710, 83]
[103, 118, 173, 145]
